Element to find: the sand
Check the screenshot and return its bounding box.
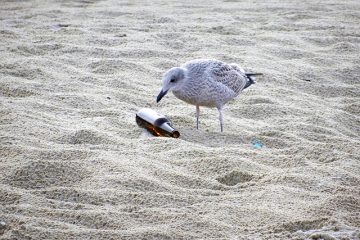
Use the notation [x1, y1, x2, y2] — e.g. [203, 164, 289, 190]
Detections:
[1, 0, 360, 239]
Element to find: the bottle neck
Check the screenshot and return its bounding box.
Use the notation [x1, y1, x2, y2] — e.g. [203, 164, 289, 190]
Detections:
[158, 122, 180, 138]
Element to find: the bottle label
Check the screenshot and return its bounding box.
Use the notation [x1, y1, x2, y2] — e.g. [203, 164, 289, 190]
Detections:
[154, 117, 168, 127]
[136, 108, 165, 124]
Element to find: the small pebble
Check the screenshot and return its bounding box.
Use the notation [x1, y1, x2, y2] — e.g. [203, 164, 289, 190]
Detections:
[58, 24, 69, 28]
[0, 221, 6, 229]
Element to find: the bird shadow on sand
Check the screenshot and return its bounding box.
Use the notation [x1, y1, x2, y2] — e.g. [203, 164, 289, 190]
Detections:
[179, 128, 248, 148]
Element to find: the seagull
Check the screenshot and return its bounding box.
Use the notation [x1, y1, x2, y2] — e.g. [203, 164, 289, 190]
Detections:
[156, 59, 262, 132]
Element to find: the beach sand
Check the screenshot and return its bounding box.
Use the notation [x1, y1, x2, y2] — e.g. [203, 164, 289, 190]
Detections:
[1, 0, 359, 239]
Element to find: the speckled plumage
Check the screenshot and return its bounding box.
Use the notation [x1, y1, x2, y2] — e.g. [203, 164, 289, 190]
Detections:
[156, 59, 259, 132]
[173, 59, 248, 108]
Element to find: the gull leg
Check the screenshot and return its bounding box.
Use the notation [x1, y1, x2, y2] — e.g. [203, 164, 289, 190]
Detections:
[218, 107, 224, 132]
[196, 105, 200, 129]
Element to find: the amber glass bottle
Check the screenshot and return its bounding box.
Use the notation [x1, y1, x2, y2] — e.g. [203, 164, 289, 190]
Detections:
[136, 108, 180, 138]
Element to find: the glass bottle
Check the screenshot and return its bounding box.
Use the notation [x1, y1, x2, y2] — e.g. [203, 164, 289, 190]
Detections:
[136, 108, 180, 138]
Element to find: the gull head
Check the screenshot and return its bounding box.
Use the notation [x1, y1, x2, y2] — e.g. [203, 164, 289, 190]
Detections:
[156, 67, 186, 103]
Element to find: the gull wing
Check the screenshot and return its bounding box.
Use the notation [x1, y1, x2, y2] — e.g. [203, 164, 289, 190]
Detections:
[209, 61, 248, 95]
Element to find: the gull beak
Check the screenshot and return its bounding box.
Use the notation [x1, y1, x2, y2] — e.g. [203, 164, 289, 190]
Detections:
[156, 89, 168, 103]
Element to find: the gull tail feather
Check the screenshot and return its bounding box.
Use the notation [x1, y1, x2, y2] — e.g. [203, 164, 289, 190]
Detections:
[243, 73, 263, 89]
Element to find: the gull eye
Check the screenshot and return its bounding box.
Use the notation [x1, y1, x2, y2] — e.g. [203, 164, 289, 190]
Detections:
[170, 78, 176, 83]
